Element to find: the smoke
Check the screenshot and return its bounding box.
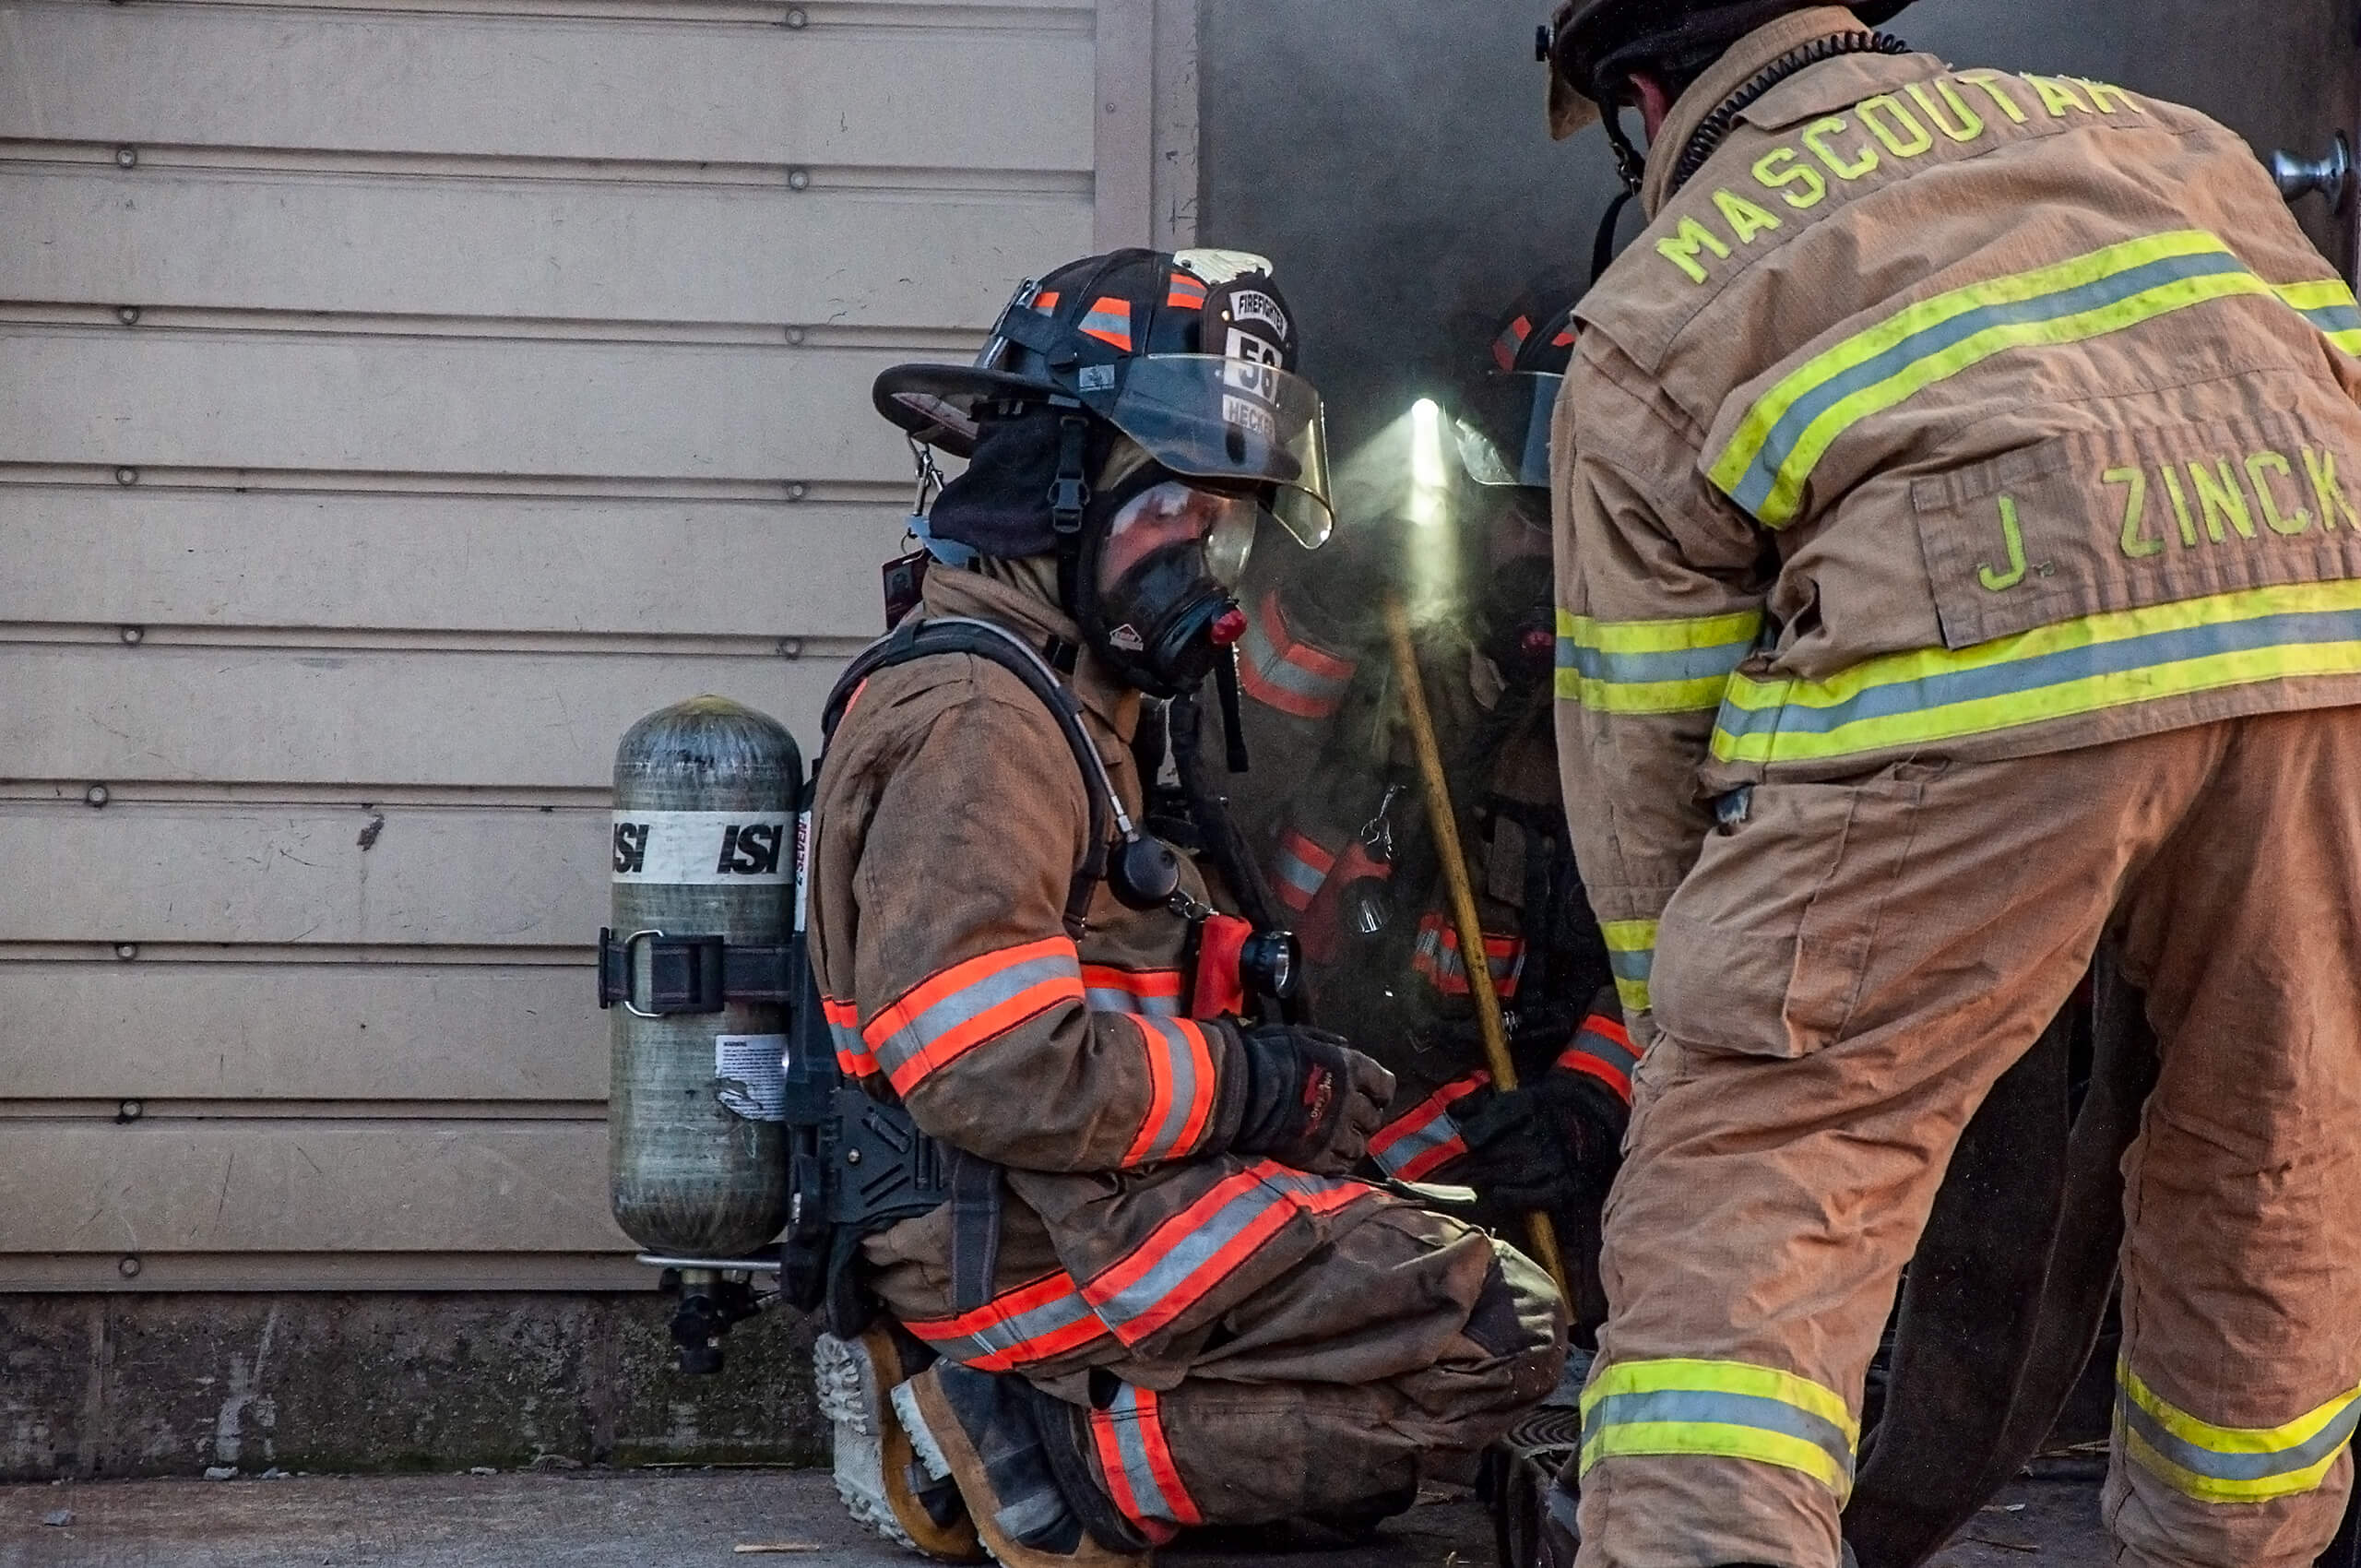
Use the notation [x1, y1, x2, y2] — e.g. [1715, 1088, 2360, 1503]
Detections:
[1198, 0, 1631, 456]
[1199, 0, 2356, 434]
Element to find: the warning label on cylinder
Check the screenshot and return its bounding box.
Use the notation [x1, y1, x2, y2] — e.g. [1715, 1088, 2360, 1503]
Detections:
[611, 811, 791, 885]
[714, 1034, 788, 1122]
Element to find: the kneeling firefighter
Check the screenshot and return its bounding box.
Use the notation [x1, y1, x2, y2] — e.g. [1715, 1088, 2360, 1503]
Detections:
[1223, 276, 1630, 1340]
[804, 248, 1568, 1566]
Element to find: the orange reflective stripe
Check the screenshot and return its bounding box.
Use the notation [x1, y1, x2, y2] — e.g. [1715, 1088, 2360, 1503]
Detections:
[861, 936, 1085, 1095]
[1557, 1010, 1639, 1106]
[1080, 297, 1134, 350]
[1368, 1070, 1489, 1181]
[1122, 1016, 1218, 1166]
[1166, 275, 1208, 311]
[822, 994, 877, 1076]
[1237, 591, 1358, 720]
[1082, 964, 1186, 1017]
[1411, 915, 1526, 999]
[1273, 828, 1339, 912]
[1083, 1162, 1375, 1345]
[902, 1272, 1112, 1372]
[1032, 291, 1062, 313]
[1090, 1384, 1200, 1540]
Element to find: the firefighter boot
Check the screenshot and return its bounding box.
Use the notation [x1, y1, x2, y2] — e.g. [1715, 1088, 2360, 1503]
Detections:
[815, 1326, 984, 1561]
[895, 1362, 1151, 1568]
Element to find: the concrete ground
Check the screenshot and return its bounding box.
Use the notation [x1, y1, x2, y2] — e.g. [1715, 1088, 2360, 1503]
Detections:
[0, 1467, 2106, 1568]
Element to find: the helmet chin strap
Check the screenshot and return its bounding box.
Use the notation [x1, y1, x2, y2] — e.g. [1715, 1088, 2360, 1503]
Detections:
[1048, 409, 1092, 615]
[1601, 105, 1647, 196]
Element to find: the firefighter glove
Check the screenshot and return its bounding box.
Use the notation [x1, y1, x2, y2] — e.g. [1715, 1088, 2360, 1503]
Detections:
[1453, 1068, 1626, 1217]
[1228, 1022, 1395, 1174]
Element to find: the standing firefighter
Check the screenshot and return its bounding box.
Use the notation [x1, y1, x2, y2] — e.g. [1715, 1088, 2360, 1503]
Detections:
[810, 247, 1565, 1568]
[1536, 5, 2361, 1567]
[1228, 279, 1630, 1337]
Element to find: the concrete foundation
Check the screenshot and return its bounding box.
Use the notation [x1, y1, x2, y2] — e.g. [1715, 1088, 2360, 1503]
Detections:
[0, 1294, 822, 1481]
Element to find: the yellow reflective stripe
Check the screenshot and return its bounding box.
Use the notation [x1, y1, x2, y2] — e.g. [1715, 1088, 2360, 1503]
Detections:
[2118, 1422, 2342, 1504]
[1556, 670, 1735, 713]
[1583, 1356, 1858, 1440]
[1712, 579, 2361, 766]
[1578, 1357, 1858, 1496]
[2121, 1360, 2361, 1458]
[1705, 232, 2357, 527]
[1581, 1420, 1850, 1492]
[1557, 608, 1765, 654]
[1599, 920, 1658, 1017]
[1599, 920, 1660, 955]
[1556, 608, 1765, 716]
[2274, 279, 2358, 313]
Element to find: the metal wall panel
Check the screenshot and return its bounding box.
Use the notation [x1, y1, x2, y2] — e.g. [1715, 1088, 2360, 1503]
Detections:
[0, 167, 1093, 326]
[0, 646, 840, 785]
[0, 3, 1096, 170]
[0, 0, 1182, 1289]
[0, 488, 907, 638]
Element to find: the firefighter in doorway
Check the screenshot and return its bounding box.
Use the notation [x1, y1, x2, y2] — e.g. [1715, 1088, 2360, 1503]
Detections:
[807, 246, 1565, 1568]
[1223, 278, 1631, 1343]
[1536, 4, 2361, 1564]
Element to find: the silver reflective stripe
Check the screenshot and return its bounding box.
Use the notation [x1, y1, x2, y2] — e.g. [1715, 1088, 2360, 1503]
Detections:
[1086, 986, 1182, 1017]
[828, 1021, 869, 1063]
[1105, 1387, 1184, 1523]
[1240, 614, 1351, 705]
[872, 949, 1082, 1078]
[1574, 1027, 1639, 1078]
[964, 1290, 1099, 1362]
[1608, 947, 1653, 984]
[1584, 1387, 1856, 1483]
[1092, 1170, 1345, 1330]
[1275, 842, 1330, 900]
[1372, 1111, 1461, 1177]
[2118, 1388, 2361, 1484]
[1136, 1017, 1208, 1162]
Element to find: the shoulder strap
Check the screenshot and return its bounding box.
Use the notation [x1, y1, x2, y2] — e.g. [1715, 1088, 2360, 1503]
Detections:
[821, 617, 1116, 938]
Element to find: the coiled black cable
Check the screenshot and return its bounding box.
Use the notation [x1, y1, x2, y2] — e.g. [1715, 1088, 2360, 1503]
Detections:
[1667, 30, 1914, 197]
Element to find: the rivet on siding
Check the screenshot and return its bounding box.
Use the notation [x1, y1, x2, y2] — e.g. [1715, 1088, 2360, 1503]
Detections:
[120, 625, 144, 646]
[776, 637, 805, 660]
[786, 168, 811, 192]
[118, 1256, 142, 1278]
[114, 146, 138, 169]
[114, 943, 138, 961]
[118, 1099, 143, 1123]
[115, 305, 141, 327]
[784, 6, 808, 26]
[85, 784, 111, 809]
[114, 467, 138, 486]
[785, 327, 808, 347]
[787, 482, 809, 501]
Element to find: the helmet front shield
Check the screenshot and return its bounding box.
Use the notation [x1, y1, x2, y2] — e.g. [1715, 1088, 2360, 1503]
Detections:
[1453, 371, 1561, 490]
[1086, 354, 1335, 549]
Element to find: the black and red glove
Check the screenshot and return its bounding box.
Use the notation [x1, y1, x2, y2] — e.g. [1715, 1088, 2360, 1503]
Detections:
[1227, 1021, 1395, 1174]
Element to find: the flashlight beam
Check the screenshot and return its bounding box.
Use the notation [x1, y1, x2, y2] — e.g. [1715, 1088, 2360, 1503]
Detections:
[1407, 398, 1449, 529]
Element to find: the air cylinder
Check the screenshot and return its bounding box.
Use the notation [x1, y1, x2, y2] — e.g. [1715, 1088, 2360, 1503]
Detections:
[609, 696, 801, 1257]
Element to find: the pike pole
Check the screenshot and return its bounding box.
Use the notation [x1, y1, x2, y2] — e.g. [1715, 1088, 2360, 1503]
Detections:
[1381, 591, 1572, 1302]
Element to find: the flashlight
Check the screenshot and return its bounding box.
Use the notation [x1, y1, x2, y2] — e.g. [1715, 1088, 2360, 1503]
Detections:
[1408, 398, 1450, 529]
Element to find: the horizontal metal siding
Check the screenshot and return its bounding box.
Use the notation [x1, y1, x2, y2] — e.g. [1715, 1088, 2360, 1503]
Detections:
[0, 0, 1157, 1289]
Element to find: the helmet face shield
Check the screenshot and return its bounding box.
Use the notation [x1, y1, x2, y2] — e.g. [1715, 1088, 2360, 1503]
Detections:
[1096, 481, 1259, 595]
[1088, 355, 1335, 549]
[1453, 371, 1561, 490]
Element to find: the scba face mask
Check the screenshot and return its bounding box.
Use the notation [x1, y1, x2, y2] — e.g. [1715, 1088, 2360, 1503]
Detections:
[1081, 474, 1260, 698]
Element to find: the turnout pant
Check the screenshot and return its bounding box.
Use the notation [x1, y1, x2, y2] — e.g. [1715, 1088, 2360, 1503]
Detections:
[868, 1189, 1567, 1539]
[1576, 711, 2361, 1568]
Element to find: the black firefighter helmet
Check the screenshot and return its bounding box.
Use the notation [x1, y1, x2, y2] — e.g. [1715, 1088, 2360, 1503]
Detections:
[1540, 0, 1916, 138]
[1452, 267, 1586, 493]
[873, 249, 1336, 697]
